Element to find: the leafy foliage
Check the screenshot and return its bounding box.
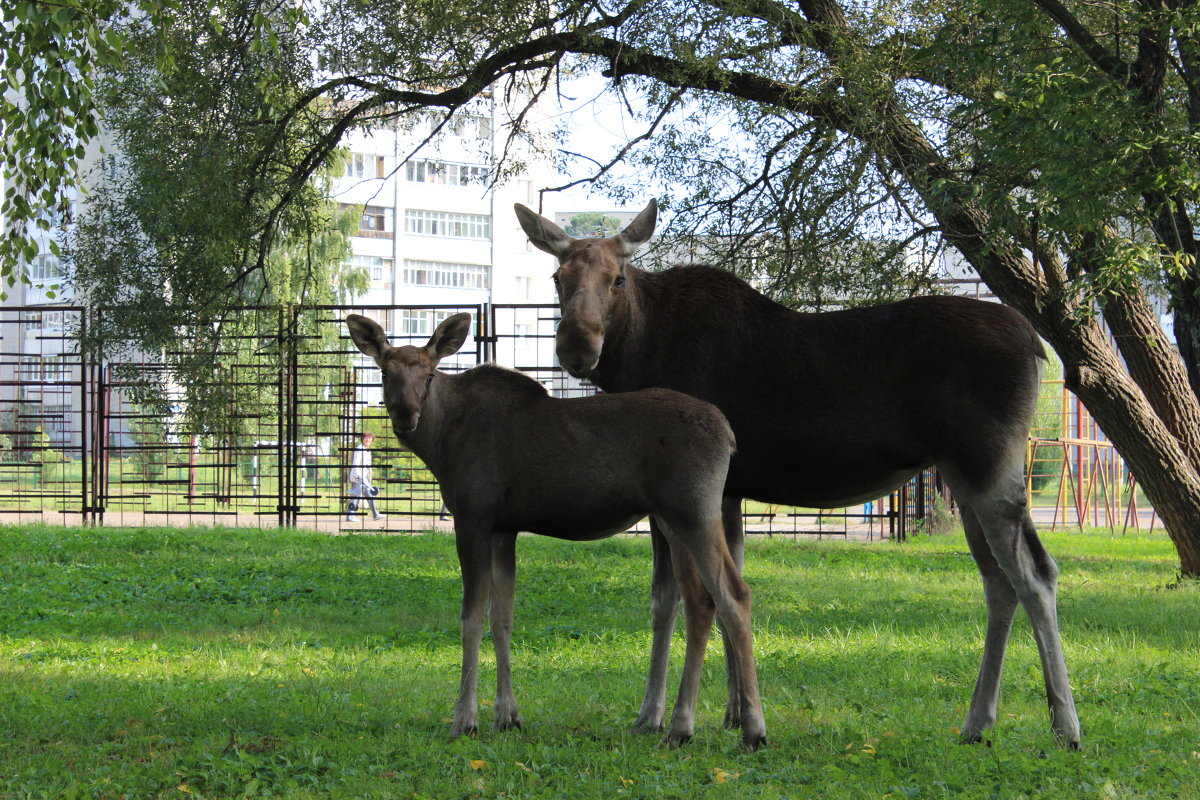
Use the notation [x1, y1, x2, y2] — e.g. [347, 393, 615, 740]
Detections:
[62, 0, 366, 433]
[13, 0, 1200, 569]
[563, 211, 622, 237]
[0, 0, 177, 292]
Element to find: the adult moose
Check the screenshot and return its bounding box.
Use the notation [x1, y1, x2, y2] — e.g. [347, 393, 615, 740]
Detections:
[515, 200, 1081, 749]
[345, 312, 766, 751]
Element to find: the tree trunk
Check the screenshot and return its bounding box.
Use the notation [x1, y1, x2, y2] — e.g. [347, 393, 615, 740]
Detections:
[943, 210, 1200, 577]
[1101, 285, 1200, 470]
[1054, 326, 1200, 577]
[840, 53, 1200, 577]
[1168, 278, 1200, 402]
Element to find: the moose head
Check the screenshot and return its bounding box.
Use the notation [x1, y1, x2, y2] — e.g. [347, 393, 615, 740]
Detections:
[345, 312, 472, 437]
[514, 200, 657, 378]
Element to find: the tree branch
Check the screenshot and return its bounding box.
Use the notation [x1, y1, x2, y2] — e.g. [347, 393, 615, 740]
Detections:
[1030, 0, 1129, 79]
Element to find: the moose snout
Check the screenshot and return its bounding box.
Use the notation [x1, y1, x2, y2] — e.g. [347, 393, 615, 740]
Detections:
[389, 404, 421, 437]
[555, 328, 602, 378]
[393, 415, 419, 437]
[559, 352, 598, 378]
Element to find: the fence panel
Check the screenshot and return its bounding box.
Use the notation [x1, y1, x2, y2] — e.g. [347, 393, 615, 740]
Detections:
[0, 307, 89, 523]
[0, 303, 949, 538]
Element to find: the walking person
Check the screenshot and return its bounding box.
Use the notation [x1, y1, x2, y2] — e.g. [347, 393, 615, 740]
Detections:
[345, 431, 385, 522]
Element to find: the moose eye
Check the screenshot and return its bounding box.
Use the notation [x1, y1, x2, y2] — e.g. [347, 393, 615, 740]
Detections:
[552, 274, 561, 287]
[614, 275, 625, 287]
[426, 374, 434, 385]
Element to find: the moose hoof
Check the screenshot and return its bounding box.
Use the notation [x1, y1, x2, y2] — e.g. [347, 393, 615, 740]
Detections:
[742, 733, 767, 753]
[630, 717, 665, 735]
[449, 722, 478, 738]
[722, 710, 743, 731]
[958, 730, 985, 746]
[662, 731, 693, 749]
[494, 717, 522, 733]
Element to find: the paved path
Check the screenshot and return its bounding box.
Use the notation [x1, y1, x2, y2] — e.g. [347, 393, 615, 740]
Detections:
[1, 505, 1164, 537]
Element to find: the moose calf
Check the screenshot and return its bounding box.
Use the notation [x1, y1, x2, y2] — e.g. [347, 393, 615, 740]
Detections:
[346, 312, 766, 751]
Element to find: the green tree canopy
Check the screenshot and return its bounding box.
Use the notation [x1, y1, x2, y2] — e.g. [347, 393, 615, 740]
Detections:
[10, 0, 1200, 574]
[62, 0, 365, 433]
[563, 212, 623, 238]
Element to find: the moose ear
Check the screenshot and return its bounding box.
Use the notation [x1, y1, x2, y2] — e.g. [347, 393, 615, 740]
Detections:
[346, 314, 390, 364]
[616, 198, 657, 256]
[426, 313, 472, 362]
[514, 203, 573, 258]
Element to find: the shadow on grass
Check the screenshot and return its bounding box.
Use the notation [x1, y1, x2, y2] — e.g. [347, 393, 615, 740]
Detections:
[3, 526, 1197, 652]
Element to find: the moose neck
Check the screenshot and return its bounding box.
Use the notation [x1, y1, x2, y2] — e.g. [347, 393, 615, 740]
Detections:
[400, 372, 463, 475]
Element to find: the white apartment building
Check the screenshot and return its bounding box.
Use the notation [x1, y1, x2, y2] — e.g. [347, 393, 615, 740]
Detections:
[0, 138, 97, 448]
[332, 95, 560, 351]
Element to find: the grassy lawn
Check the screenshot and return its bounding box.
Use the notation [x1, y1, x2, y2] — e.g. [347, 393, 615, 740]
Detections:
[1, 525, 1197, 799]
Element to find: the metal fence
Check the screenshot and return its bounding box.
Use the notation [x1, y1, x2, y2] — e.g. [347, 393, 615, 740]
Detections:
[0, 303, 942, 539]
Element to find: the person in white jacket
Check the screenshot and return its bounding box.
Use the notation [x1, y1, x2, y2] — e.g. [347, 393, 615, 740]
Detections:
[345, 431, 385, 522]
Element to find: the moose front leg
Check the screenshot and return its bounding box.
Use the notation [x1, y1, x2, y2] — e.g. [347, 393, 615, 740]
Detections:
[661, 536, 717, 749]
[489, 532, 522, 732]
[633, 518, 680, 733]
[451, 522, 493, 738]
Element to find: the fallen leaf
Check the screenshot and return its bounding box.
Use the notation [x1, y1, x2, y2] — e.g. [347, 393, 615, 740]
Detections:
[469, 759, 487, 771]
[711, 768, 739, 784]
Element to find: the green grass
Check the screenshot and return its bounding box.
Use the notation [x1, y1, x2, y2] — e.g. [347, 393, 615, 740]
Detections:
[1, 525, 1198, 799]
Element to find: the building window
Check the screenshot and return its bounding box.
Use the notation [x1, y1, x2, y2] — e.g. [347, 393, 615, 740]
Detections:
[360, 206, 394, 238]
[362, 206, 387, 232]
[102, 154, 119, 182]
[25, 310, 67, 333]
[345, 255, 394, 287]
[31, 254, 63, 284]
[405, 159, 489, 186]
[338, 204, 394, 238]
[403, 260, 489, 290]
[346, 153, 386, 179]
[451, 113, 492, 139]
[40, 202, 74, 232]
[42, 355, 72, 382]
[13, 357, 70, 381]
[398, 309, 458, 338]
[404, 210, 490, 239]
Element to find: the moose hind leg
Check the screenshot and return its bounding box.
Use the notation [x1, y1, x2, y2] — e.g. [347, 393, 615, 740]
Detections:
[664, 515, 766, 752]
[632, 518, 680, 734]
[718, 497, 745, 730]
[971, 486, 1080, 748]
[958, 503, 1019, 743]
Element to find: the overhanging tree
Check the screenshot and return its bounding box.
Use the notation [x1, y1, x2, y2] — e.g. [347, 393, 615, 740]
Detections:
[261, 0, 1200, 574]
[10, 0, 1200, 574]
